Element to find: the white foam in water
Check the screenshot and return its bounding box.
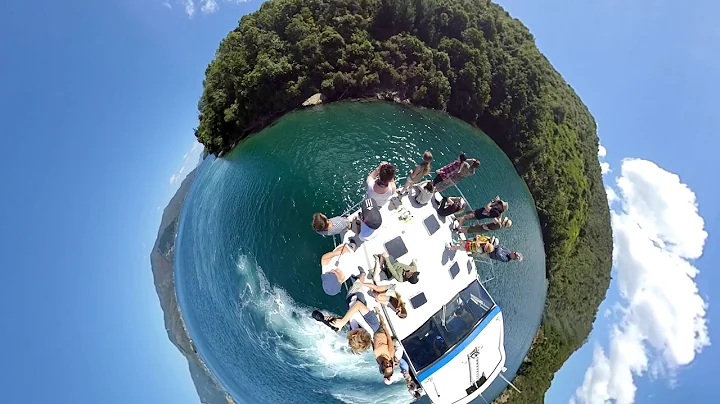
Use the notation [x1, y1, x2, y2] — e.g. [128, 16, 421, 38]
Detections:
[233, 255, 415, 403]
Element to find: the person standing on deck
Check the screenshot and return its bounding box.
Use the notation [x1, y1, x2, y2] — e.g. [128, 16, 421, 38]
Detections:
[366, 162, 397, 207]
[400, 151, 433, 195]
[434, 158, 480, 193]
[432, 153, 480, 189]
[432, 153, 467, 186]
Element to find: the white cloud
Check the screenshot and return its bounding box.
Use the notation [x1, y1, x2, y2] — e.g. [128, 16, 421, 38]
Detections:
[184, 0, 195, 17]
[201, 0, 218, 14]
[572, 159, 709, 404]
[170, 141, 203, 186]
[598, 144, 611, 175]
[605, 186, 618, 205]
[598, 144, 607, 158]
[171, 0, 248, 17]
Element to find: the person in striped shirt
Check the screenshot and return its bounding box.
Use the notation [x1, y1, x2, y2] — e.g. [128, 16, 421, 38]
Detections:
[312, 212, 352, 236]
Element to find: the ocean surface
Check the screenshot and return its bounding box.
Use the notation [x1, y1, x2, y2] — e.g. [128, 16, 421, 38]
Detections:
[174, 101, 547, 404]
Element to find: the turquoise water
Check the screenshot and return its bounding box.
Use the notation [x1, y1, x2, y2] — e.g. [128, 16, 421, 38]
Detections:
[175, 101, 547, 404]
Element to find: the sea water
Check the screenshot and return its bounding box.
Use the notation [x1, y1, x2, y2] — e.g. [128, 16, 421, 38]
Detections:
[175, 101, 547, 404]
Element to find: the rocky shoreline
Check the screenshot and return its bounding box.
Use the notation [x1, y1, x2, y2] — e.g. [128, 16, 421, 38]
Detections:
[150, 167, 232, 404]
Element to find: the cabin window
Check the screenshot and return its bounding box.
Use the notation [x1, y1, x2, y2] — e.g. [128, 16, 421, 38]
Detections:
[402, 280, 496, 372]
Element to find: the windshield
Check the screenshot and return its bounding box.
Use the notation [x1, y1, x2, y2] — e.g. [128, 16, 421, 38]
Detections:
[402, 280, 495, 372]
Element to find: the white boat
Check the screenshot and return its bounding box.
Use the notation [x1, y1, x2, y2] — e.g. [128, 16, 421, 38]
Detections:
[337, 187, 507, 404]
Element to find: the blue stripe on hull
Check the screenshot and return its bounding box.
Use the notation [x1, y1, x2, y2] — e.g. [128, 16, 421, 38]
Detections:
[417, 306, 502, 383]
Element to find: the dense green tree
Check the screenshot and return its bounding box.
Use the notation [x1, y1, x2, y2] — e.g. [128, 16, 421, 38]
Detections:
[194, 0, 613, 402]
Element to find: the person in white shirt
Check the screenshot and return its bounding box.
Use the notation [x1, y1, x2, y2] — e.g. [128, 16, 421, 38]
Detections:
[366, 162, 396, 207]
[413, 180, 435, 205]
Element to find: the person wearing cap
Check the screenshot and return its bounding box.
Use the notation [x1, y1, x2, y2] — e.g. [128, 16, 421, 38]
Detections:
[372, 253, 420, 284]
[366, 162, 397, 207]
[320, 244, 359, 295]
[358, 197, 383, 241]
[436, 196, 466, 217]
[446, 235, 495, 255]
[489, 245, 523, 262]
[457, 196, 509, 226]
[460, 216, 513, 234]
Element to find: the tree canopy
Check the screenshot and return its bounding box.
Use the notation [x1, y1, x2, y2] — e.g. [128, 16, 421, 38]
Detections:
[195, 0, 613, 402]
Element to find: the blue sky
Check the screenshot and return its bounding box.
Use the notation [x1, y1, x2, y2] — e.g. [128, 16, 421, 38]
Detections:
[0, 0, 715, 403]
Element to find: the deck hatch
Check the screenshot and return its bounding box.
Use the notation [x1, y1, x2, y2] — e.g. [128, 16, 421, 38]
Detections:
[423, 214, 441, 235]
[449, 261, 460, 279]
[384, 236, 408, 259]
[409, 292, 428, 308]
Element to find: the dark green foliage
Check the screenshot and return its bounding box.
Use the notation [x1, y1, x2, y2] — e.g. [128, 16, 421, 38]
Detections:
[195, 0, 612, 402]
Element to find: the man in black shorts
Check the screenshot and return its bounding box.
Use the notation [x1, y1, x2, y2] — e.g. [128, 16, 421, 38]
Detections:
[457, 196, 508, 226]
[459, 217, 512, 234]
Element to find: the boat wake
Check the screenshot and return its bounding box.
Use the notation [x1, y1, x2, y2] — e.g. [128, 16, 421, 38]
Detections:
[231, 254, 413, 404]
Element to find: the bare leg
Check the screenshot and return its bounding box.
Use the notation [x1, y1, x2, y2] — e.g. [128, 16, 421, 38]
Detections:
[374, 292, 389, 304]
[457, 211, 475, 226]
[401, 178, 413, 194]
[372, 255, 382, 284]
[445, 241, 460, 251]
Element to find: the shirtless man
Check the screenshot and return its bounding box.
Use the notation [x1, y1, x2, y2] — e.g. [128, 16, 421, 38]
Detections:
[320, 244, 359, 295]
[457, 196, 508, 226]
[372, 307, 396, 381]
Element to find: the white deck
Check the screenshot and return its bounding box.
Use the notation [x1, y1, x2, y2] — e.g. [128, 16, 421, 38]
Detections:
[330, 188, 507, 404]
[339, 190, 478, 340]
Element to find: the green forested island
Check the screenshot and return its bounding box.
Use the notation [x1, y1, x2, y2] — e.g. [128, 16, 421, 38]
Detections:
[194, 0, 613, 402]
